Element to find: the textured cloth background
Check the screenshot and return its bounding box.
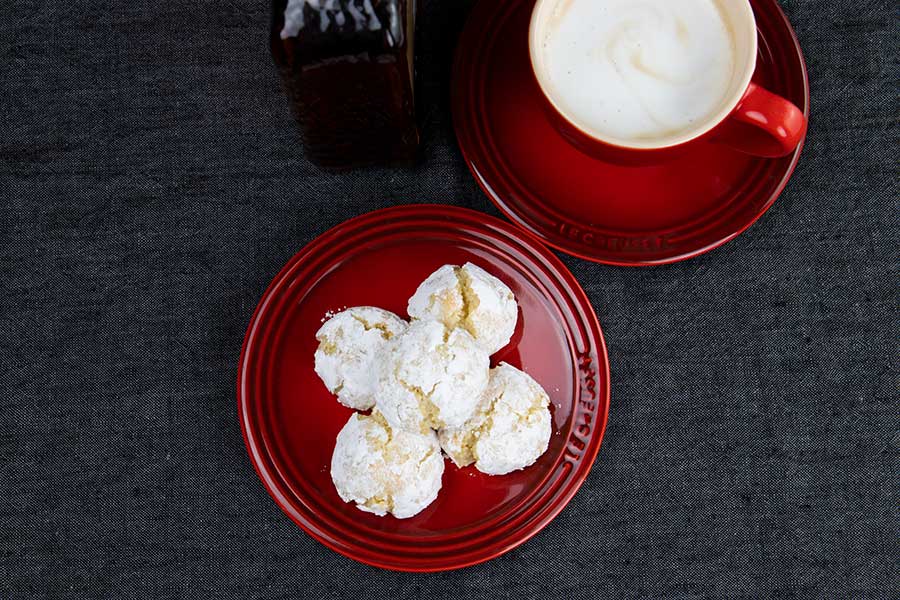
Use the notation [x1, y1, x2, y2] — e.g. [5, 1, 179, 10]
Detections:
[1, 0, 897, 598]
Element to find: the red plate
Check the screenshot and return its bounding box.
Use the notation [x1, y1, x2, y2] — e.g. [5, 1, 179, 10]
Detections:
[238, 205, 610, 571]
[452, 0, 810, 266]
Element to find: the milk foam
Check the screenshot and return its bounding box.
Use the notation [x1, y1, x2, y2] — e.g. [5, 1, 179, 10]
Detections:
[539, 0, 737, 143]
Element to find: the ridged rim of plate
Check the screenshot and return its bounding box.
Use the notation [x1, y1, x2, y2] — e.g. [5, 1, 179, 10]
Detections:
[451, 0, 810, 266]
[237, 204, 611, 571]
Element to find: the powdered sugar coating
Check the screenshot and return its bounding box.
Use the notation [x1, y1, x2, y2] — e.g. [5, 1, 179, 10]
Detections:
[439, 363, 552, 475]
[376, 320, 490, 433]
[331, 412, 444, 519]
[407, 263, 518, 355]
[314, 307, 408, 410]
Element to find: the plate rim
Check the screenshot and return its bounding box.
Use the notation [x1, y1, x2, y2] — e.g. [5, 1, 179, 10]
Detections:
[450, 0, 811, 267]
[236, 204, 611, 572]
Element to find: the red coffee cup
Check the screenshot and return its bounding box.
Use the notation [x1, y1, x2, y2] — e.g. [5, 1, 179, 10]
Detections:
[529, 0, 808, 165]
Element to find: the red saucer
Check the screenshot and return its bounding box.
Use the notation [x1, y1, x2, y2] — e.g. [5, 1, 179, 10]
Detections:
[237, 205, 610, 571]
[452, 0, 810, 266]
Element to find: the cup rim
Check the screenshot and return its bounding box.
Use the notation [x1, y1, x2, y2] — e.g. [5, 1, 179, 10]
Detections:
[528, 0, 759, 151]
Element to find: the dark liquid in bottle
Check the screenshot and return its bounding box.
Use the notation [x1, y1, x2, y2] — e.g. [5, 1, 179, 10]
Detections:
[271, 0, 419, 169]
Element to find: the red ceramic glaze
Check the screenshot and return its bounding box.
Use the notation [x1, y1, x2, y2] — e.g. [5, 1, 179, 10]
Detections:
[237, 205, 610, 572]
[452, 0, 810, 266]
[534, 80, 807, 165]
[527, 0, 807, 163]
[718, 82, 809, 158]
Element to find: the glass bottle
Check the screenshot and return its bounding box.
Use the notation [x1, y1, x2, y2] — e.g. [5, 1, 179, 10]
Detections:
[271, 0, 420, 168]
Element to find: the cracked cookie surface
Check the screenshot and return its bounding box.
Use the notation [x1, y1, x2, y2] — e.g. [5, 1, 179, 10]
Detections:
[439, 362, 552, 475]
[375, 319, 490, 433]
[407, 263, 518, 355]
[314, 307, 408, 410]
[331, 411, 444, 519]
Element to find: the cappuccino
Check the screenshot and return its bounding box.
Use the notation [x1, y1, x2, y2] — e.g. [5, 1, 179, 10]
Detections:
[535, 0, 739, 145]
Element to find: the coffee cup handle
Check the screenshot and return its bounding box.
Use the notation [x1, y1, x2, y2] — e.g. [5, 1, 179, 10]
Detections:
[714, 83, 807, 158]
